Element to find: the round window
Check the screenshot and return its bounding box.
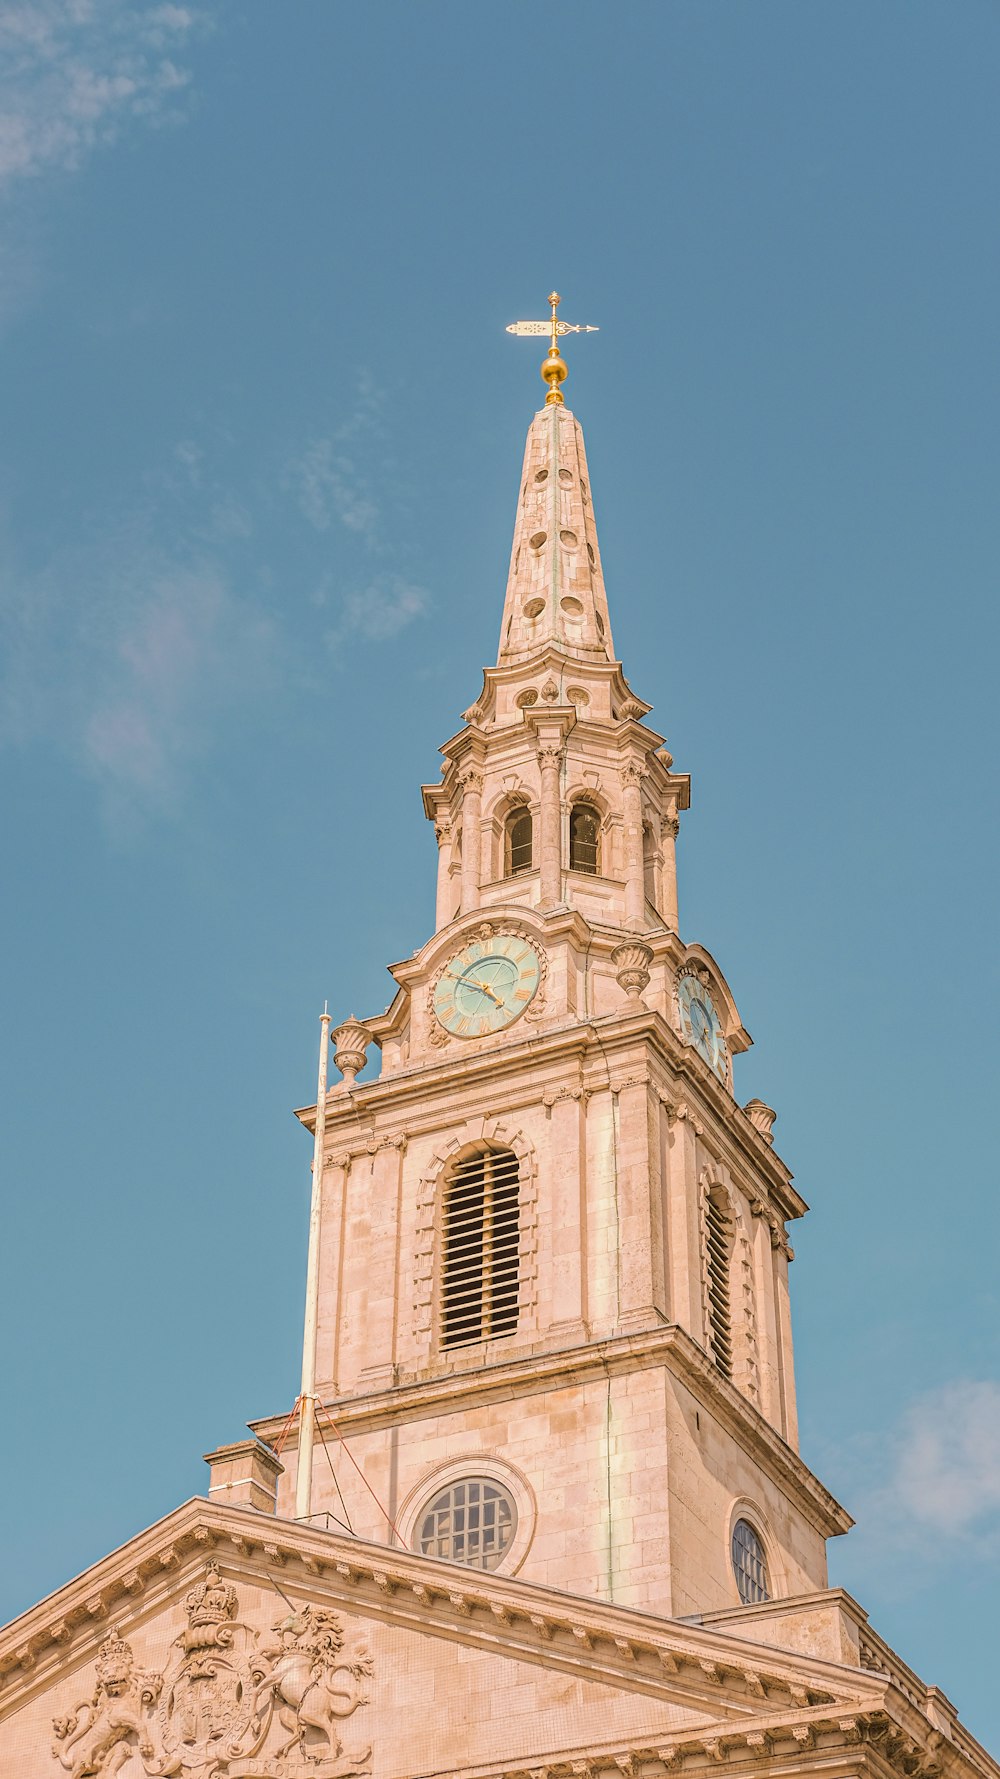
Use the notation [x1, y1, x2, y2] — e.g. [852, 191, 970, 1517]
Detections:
[731, 1518, 770, 1604]
[416, 1476, 517, 1571]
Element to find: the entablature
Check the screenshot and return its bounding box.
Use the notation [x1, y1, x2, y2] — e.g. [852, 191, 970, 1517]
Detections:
[250, 1323, 852, 1541]
[295, 1002, 803, 1226]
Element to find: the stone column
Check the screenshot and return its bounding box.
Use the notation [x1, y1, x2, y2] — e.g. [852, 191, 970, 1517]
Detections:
[434, 813, 453, 930]
[621, 762, 646, 930]
[537, 741, 563, 907]
[660, 804, 679, 931]
[459, 768, 483, 912]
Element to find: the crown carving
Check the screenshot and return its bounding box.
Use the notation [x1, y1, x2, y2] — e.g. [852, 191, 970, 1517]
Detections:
[184, 1562, 238, 1629]
[95, 1627, 134, 1691]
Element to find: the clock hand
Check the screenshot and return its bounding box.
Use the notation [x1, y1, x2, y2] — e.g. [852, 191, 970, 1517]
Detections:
[468, 977, 503, 1006]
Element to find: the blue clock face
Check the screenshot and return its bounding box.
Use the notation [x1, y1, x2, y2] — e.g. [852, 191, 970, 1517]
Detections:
[433, 936, 542, 1038]
[678, 974, 728, 1082]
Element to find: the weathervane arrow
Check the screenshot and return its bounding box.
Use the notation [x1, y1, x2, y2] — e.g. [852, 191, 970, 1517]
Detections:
[506, 291, 598, 404]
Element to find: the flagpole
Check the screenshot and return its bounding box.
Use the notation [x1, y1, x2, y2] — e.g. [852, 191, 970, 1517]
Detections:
[295, 1005, 330, 1521]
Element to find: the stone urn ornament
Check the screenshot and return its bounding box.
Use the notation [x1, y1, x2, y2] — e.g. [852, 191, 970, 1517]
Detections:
[610, 941, 654, 1007]
[331, 1019, 371, 1086]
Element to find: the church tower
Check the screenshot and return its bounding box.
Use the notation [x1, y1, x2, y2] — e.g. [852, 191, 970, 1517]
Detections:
[4, 303, 994, 1779]
[249, 302, 850, 1619]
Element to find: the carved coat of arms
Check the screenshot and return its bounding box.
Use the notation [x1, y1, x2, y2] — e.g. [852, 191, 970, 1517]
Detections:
[51, 1565, 373, 1779]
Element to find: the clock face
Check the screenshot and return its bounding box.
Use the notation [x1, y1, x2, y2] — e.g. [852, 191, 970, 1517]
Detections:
[678, 973, 728, 1082]
[433, 935, 542, 1038]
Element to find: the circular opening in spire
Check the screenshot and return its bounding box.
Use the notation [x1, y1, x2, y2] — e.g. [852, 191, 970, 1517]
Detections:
[558, 468, 573, 484]
[528, 531, 547, 551]
[534, 468, 548, 484]
[559, 529, 578, 548]
[595, 611, 605, 637]
[587, 542, 597, 567]
[560, 596, 584, 616]
[523, 598, 545, 619]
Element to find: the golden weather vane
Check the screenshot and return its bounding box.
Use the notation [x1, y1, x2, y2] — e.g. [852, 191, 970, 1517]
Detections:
[506, 291, 599, 405]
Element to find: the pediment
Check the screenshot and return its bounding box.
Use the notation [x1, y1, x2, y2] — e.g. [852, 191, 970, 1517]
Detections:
[0, 1501, 886, 1779]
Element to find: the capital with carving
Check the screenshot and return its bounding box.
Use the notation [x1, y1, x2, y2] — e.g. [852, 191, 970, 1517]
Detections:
[433, 812, 452, 848]
[620, 760, 644, 790]
[537, 741, 562, 769]
[610, 940, 654, 1006]
[459, 767, 484, 796]
[331, 1017, 371, 1086]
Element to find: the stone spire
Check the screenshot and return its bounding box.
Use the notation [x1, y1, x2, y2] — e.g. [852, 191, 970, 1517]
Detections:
[497, 402, 615, 666]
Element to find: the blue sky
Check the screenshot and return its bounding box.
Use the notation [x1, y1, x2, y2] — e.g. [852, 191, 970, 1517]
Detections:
[1, 0, 998, 1747]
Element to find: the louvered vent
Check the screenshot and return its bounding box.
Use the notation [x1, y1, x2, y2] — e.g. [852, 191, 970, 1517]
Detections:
[705, 1190, 734, 1379]
[442, 1148, 520, 1349]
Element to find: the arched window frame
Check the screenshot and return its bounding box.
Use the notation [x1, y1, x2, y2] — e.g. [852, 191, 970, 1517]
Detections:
[397, 1455, 537, 1578]
[567, 795, 604, 876]
[726, 1500, 781, 1606]
[439, 1145, 521, 1350]
[702, 1178, 735, 1379]
[699, 1167, 761, 1402]
[411, 1120, 539, 1361]
[484, 790, 537, 885]
[503, 802, 534, 878]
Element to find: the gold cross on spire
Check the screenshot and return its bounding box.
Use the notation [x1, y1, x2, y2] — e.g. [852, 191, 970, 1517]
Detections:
[506, 291, 599, 405]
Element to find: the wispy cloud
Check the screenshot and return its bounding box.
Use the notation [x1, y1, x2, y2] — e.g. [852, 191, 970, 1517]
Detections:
[290, 437, 378, 539]
[0, 2, 197, 189]
[82, 562, 276, 808]
[885, 1380, 1000, 1537]
[284, 372, 388, 545]
[0, 534, 278, 822]
[0, 372, 427, 825]
[325, 576, 428, 648]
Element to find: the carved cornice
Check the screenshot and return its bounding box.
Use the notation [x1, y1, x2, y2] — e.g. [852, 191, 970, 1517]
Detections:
[0, 1500, 868, 1713]
[298, 1006, 805, 1225]
[4, 1501, 991, 1779]
[411, 1710, 977, 1779]
[250, 1326, 851, 1539]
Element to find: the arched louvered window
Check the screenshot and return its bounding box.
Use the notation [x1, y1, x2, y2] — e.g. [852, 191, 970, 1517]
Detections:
[569, 802, 600, 874]
[504, 806, 532, 877]
[441, 1148, 520, 1349]
[705, 1187, 734, 1380]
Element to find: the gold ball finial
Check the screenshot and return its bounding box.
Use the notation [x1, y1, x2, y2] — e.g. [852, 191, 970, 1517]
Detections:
[543, 291, 566, 403]
[541, 346, 568, 404]
[506, 292, 597, 404]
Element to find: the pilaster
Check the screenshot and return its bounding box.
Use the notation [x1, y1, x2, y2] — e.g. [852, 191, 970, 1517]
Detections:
[544, 1087, 589, 1338]
[358, 1137, 408, 1389]
[459, 768, 484, 913]
[620, 761, 646, 930]
[612, 1077, 668, 1331]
